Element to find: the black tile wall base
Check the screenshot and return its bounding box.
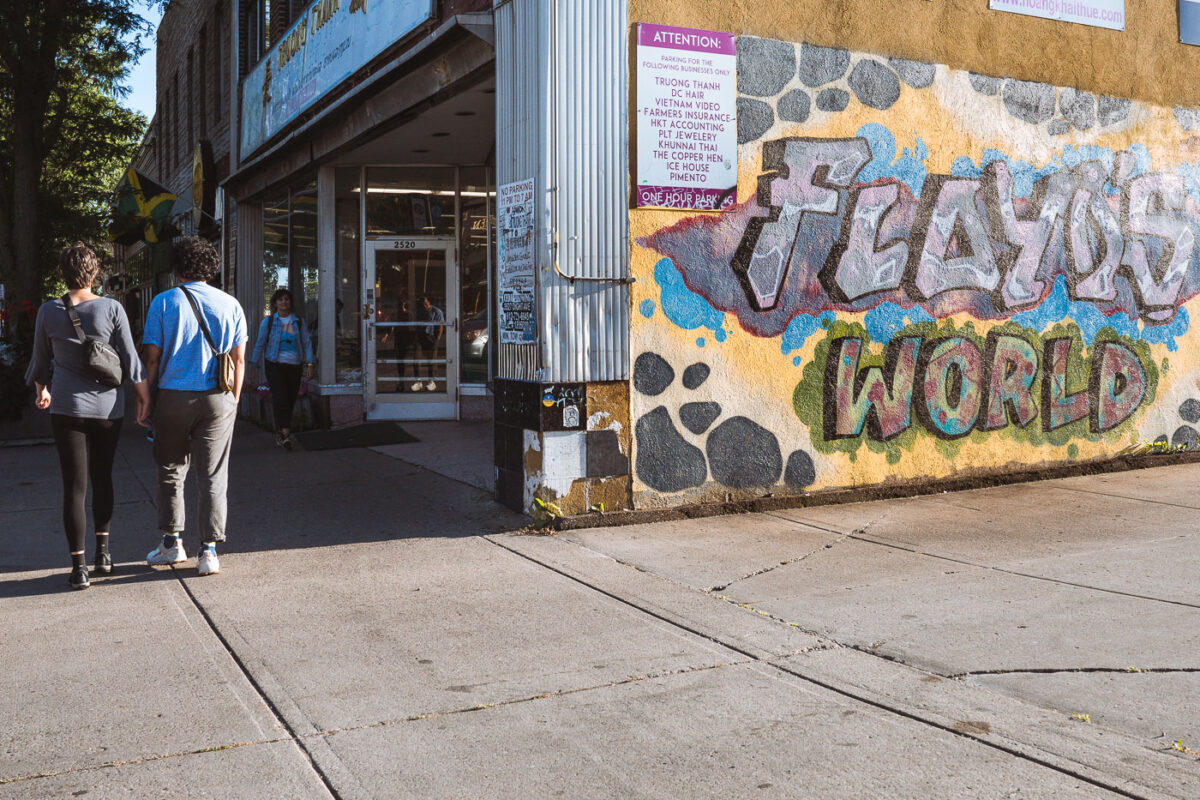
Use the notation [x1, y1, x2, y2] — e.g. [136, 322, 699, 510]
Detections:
[494, 378, 587, 433]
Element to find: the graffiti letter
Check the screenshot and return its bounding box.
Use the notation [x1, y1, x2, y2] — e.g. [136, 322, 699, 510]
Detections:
[1121, 171, 1195, 322]
[987, 163, 1075, 310]
[1067, 161, 1125, 304]
[732, 138, 871, 311]
[910, 176, 1000, 299]
[823, 336, 919, 441]
[915, 337, 984, 438]
[825, 181, 912, 302]
[1041, 337, 1090, 430]
[1089, 341, 1147, 432]
[979, 333, 1040, 430]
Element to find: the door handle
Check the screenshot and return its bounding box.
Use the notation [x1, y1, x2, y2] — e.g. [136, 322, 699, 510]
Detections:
[363, 303, 374, 319]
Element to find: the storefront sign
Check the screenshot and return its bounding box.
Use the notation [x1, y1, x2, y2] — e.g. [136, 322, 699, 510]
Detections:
[1183, 0, 1200, 44]
[635, 24, 737, 211]
[191, 140, 216, 236]
[497, 179, 536, 345]
[240, 0, 434, 158]
[989, 0, 1124, 30]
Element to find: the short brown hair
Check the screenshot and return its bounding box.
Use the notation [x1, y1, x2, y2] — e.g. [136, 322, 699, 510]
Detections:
[59, 243, 100, 290]
[171, 236, 221, 282]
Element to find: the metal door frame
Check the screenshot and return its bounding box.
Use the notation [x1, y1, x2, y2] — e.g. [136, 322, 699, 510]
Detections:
[363, 236, 459, 420]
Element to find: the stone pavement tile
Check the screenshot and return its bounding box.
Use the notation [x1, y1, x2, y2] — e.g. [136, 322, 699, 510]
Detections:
[783, 648, 1200, 800]
[1002, 534, 1200, 605]
[722, 538, 1200, 675]
[492, 532, 826, 660]
[181, 536, 733, 735]
[969, 671, 1200, 746]
[771, 482, 1200, 564]
[0, 575, 287, 781]
[0, 740, 330, 800]
[560, 513, 841, 591]
[320, 661, 1132, 800]
[1042, 462, 1200, 510]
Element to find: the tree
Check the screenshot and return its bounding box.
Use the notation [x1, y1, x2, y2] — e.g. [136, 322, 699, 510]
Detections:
[0, 0, 148, 331]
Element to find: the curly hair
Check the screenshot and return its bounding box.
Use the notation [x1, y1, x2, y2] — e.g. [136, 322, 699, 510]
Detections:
[171, 236, 221, 282]
[59, 243, 101, 290]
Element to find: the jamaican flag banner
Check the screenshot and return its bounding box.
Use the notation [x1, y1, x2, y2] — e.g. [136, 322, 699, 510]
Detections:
[108, 168, 177, 245]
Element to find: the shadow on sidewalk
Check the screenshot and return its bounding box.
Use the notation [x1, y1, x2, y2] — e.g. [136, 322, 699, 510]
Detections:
[0, 419, 528, 594]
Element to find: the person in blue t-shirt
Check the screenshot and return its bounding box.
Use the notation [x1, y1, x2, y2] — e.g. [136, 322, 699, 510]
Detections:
[249, 287, 314, 450]
[140, 237, 247, 577]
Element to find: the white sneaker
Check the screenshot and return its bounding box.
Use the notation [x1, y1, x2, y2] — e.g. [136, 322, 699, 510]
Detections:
[147, 537, 187, 565]
[197, 548, 220, 576]
[410, 382, 423, 392]
[425, 380, 436, 391]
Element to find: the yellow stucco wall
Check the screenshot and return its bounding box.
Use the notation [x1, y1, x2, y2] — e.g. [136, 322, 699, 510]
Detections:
[628, 7, 1200, 508]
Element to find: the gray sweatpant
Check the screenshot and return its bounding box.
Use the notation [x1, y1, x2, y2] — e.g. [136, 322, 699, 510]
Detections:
[153, 389, 237, 543]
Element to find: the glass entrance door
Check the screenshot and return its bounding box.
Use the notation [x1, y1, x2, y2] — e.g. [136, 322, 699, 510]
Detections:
[364, 238, 458, 419]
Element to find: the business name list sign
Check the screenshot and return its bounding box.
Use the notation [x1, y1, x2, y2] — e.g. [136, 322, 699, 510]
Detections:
[636, 24, 737, 211]
[240, 0, 433, 158]
[989, 0, 1124, 30]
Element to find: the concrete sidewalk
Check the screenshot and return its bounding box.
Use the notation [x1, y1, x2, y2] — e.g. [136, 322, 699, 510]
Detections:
[2, 423, 1198, 799]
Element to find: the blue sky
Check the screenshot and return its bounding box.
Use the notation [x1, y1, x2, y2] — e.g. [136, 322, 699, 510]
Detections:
[122, 1, 162, 120]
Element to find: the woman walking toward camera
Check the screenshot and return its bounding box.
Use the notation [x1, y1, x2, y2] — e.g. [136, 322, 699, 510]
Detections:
[250, 288, 312, 450]
[25, 243, 150, 589]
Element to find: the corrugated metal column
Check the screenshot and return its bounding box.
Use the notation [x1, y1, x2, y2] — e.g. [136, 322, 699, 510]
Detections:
[235, 201, 264, 350]
[547, 0, 630, 383]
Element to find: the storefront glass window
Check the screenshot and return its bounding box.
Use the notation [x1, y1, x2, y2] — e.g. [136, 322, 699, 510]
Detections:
[365, 167, 455, 237]
[262, 193, 289, 315]
[260, 180, 320, 374]
[335, 168, 362, 383]
[459, 167, 493, 385]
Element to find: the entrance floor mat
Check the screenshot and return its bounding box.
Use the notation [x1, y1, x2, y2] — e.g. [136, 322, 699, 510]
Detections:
[294, 422, 419, 451]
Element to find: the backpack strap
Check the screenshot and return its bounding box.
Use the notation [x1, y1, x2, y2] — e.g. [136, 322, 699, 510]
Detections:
[179, 285, 220, 355]
[62, 294, 89, 345]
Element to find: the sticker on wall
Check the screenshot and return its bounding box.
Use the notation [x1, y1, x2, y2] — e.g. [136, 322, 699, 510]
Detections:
[497, 178, 537, 345]
[989, 0, 1124, 31]
[635, 23, 738, 211]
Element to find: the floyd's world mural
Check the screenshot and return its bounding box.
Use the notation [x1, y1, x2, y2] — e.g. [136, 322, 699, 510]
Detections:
[630, 37, 1200, 504]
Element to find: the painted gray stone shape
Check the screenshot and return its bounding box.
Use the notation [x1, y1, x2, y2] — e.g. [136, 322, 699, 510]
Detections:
[737, 37, 796, 97]
[1174, 107, 1197, 132]
[1047, 119, 1069, 136]
[706, 416, 783, 489]
[679, 402, 722, 435]
[1098, 95, 1131, 127]
[1180, 399, 1200, 424]
[1172, 425, 1200, 451]
[1059, 89, 1095, 130]
[682, 362, 711, 390]
[798, 43, 849, 88]
[633, 352, 674, 397]
[738, 98, 774, 144]
[586, 430, 628, 478]
[635, 407, 707, 492]
[784, 450, 816, 489]
[968, 73, 1002, 95]
[888, 58, 935, 89]
[816, 88, 849, 113]
[777, 89, 811, 123]
[848, 59, 901, 110]
[1002, 79, 1056, 125]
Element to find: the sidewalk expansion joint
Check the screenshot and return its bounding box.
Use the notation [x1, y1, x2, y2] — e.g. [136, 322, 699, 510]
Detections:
[0, 737, 292, 786]
[487, 535, 1165, 800]
[951, 667, 1200, 678]
[171, 569, 343, 800]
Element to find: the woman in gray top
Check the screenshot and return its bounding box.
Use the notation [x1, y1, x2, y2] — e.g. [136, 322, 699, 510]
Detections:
[25, 243, 150, 589]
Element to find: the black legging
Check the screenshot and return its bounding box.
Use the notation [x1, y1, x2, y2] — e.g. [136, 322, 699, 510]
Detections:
[264, 360, 303, 431]
[50, 415, 123, 553]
